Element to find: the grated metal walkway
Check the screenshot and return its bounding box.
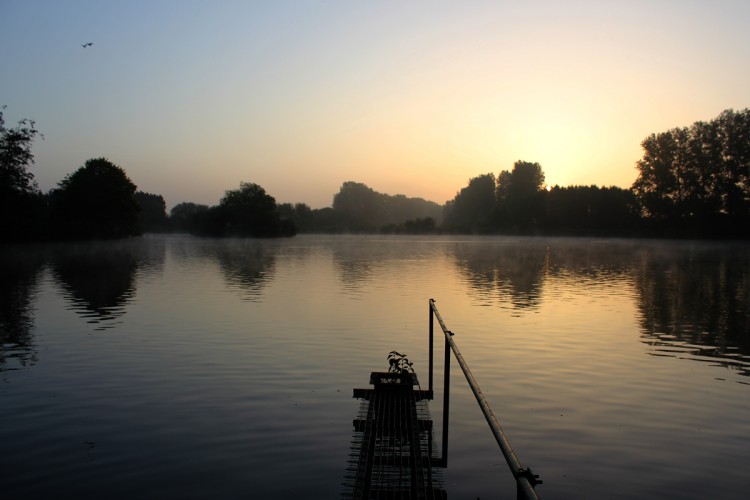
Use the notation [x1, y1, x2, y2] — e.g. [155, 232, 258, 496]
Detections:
[343, 372, 446, 499]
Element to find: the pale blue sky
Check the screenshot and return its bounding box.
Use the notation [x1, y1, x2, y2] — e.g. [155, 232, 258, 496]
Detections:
[3, 1, 749, 209]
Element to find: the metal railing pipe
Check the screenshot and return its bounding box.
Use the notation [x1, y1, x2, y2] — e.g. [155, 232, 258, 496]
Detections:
[429, 301, 434, 394]
[442, 326, 451, 467]
[429, 299, 541, 500]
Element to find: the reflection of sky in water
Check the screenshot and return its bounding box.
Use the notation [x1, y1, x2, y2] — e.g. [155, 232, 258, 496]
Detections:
[0, 235, 748, 499]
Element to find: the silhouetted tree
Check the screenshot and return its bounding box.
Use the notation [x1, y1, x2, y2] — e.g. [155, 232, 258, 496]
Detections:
[510, 160, 546, 197]
[443, 173, 496, 233]
[715, 109, 750, 221]
[330, 181, 442, 231]
[492, 161, 546, 233]
[220, 182, 285, 236]
[306, 207, 343, 233]
[169, 202, 208, 233]
[50, 158, 139, 240]
[541, 185, 638, 236]
[0, 107, 45, 242]
[277, 202, 314, 232]
[134, 191, 169, 233]
[495, 170, 513, 203]
[192, 182, 295, 237]
[0, 106, 40, 197]
[332, 181, 384, 230]
[632, 129, 685, 221]
[382, 194, 442, 227]
[505, 161, 545, 233]
[632, 109, 750, 237]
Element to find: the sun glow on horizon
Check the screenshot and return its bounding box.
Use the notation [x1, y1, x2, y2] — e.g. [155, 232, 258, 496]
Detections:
[3, 2, 749, 209]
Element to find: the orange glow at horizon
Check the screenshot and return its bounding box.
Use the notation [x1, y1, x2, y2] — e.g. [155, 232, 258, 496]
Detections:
[3, 2, 749, 209]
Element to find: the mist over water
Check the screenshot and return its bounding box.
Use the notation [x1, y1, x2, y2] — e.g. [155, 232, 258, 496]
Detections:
[1, 235, 749, 499]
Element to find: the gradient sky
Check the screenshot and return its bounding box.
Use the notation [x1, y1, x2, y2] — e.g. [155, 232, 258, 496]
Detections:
[2, 1, 749, 209]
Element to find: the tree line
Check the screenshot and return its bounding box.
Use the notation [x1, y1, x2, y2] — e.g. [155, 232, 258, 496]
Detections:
[442, 162, 638, 236]
[442, 109, 749, 238]
[1, 106, 295, 241]
[2, 106, 748, 242]
[632, 109, 750, 237]
[168, 182, 442, 235]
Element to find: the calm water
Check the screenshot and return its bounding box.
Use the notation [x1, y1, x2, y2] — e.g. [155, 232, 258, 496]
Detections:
[1, 234, 749, 499]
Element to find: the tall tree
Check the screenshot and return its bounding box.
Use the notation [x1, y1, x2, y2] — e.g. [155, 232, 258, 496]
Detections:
[277, 202, 314, 232]
[632, 130, 682, 220]
[332, 181, 384, 229]
[134, 191, 169, 233]
[632, 108, 750, 236]
[0, 107, 45, 242]
[330, 181, 441, 231]
[0, 106, 41, 197]
[495, 170, 513, 203]
[716, 109, 750, 219]
[51, 158, 140, 240]
[198, 181, 294, 237]
[443, 173, 496, 233]
[509, 160, 545, 197]
[496, 160, 546, 233]
[170, 202, 208, 233]
[541, 185, 637, 236]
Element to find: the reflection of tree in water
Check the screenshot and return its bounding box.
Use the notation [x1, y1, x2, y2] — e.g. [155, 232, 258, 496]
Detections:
[134, 235, 167, 279]
[454, 238, 647, 313]
[330, 238, 434, 293]
[52, 242, 140, 331]
[636, 243, 750, 376]
[0, 248, 45, 371]
[215, 241, 276, 301]
[332, 244, 376, 293]
[451, 241, 547, 311]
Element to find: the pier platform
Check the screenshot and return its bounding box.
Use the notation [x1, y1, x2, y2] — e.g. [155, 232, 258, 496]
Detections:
[343, 372, 446, 499]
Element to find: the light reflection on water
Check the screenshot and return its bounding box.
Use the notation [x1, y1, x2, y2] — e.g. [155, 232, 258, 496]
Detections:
[1, 235, 749, 499]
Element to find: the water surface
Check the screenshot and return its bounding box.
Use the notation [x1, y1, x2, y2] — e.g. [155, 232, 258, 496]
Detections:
[1, 235, 749, 499]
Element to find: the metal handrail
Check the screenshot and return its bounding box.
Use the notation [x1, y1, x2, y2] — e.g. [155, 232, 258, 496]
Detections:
[429, 298, 542, 500]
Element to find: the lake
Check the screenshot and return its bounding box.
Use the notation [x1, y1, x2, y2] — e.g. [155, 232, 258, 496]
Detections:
[1, 234, 749, 499]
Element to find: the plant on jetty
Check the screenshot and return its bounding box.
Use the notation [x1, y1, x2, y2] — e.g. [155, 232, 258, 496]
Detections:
[387, 351, 414, 374]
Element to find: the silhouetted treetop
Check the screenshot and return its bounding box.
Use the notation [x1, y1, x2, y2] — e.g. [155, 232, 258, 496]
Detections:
[541, 185, 638, 236]
[497, 161, 547, 233]
[331, 181, 442, 231]
[1, 107, 46, 242]
[51, 158, 140, 240]
[507, 160, 546, 199]
[170, 202, 208, 233]
[134, 191, 169, 233]
[0, 106, 42, 197]
[221, 182, 277, 214]
[632, 108, 750, 237]
[443, 173, 496, 233]
[190, 182, 295, 238]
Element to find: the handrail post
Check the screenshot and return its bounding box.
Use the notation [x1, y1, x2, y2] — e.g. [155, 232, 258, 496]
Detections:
[429, 299, 434, 394]
[442, 328, 450, 468]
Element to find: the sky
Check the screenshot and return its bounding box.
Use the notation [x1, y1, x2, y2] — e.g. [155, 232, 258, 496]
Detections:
[2, 1, 750, 209]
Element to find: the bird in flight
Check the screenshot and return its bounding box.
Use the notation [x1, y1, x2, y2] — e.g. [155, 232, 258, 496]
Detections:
[81, 42, 93, 48]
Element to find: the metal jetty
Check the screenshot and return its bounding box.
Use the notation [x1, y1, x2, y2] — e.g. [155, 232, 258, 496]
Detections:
[343, 371, 445, 499]
[342, 299, 543, 500]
